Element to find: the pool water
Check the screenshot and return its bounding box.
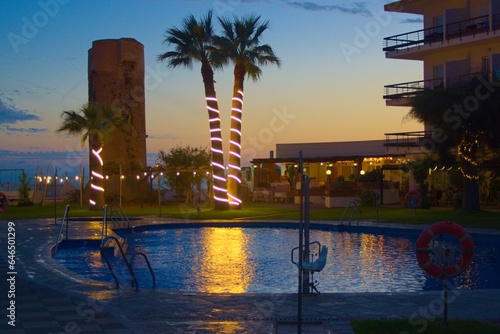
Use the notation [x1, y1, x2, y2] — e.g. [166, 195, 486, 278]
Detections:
[53, 226, 500, 293]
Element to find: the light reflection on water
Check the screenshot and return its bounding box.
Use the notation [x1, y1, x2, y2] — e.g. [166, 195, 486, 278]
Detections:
[53, 227, 500, 293]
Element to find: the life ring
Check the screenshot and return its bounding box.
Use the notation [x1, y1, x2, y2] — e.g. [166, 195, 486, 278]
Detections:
[0, 192, 7, 213]
[405, 190, 422, 209]
[416, 221, 474, 278]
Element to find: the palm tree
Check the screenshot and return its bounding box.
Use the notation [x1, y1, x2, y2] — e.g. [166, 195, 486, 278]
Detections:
[215, 14, 280, 206]
[56, 103, 129, 209]
[407, 76, 500, 211]
[158, 11, 228, 209]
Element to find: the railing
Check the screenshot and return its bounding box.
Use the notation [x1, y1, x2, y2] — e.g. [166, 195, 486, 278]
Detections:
[384, 13, 498, 53]
[291, 241, 321, 267]
[384, 131, 432, 148]
[130, 252, 156, 289]
[101, 236, 155, 290]
[107, 203, 131, 231]
[446, 15, 489, 40]
[100, 236, 138, 289]
[53, 205, 70, 255]
[340, 201, 361, 226]
[383, 25, 443, 52]
[384, 72, 488, 100]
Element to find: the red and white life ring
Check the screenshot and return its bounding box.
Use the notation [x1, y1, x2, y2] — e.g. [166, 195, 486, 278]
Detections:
[0, 192, 8, 213]
[416, 221, 474, 278]
[405, 190, 422, 209]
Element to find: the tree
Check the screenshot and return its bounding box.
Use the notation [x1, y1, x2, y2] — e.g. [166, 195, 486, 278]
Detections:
[56, 103, 130, 210]
[17, 172, 33, 206]
[214, 14, 280, 206]
[157, 146, 211, 204]
[407, 76, 500, 211]
[158, 11, 228, 210]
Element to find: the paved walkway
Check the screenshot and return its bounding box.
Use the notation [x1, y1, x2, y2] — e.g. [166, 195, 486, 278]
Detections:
[1, 217, 499, 333]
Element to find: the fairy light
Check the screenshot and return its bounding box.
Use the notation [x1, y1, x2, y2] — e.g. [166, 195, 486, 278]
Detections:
[89, 147, 104, 207]
[457, 130, 481, 180]
[205, 96, 228, 204]
[227, 90, 244, 206]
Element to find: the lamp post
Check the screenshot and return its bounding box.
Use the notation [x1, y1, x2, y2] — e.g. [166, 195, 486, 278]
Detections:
[53, 167, 58, 225]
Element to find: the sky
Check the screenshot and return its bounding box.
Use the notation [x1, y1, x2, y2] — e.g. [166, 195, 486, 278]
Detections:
[0, 0, 424, 182]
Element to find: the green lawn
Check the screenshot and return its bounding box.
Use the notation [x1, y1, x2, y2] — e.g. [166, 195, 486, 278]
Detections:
[351, 318, 500, 334]
[1, 201, 499, 229]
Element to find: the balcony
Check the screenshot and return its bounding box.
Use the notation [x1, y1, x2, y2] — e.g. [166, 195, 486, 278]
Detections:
[383, 14, 497, 53]
[384, 72, 488, 104]
[384, 131, 432, 148]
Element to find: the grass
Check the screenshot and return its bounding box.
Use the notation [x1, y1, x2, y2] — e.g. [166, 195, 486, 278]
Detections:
[351, 318, 500, 334]
[1, 201, 499, 229]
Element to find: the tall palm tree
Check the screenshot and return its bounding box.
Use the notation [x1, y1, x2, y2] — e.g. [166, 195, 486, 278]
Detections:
[408, 76, 500, 211]
[56, 103, 129, 209]
[158, 11, 228, 209]
[215, 14, 280, 206]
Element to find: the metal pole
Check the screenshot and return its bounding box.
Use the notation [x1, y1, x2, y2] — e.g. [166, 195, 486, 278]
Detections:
[443, 275, 448, 325]
[157, 172, 162, 217]
[119, 164, 122, 207]
[79, 165, 83, 207]
[304, 174, 310, 293]
[297, 151, 304, 334]
[53, 168, 58, 225]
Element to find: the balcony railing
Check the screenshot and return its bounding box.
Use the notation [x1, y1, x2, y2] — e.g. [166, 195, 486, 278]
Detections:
[384, 13, 499, 52]
[384, 72, 487, 100]
[384, 131, 432, 148]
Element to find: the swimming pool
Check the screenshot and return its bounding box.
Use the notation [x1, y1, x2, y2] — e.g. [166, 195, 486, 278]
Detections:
[53, 223, 500, 293]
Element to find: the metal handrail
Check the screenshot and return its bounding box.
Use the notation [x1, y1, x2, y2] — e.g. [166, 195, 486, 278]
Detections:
[340, 201, 361, 226]
[130, 252, 156, 290]
[384, 72, 488, 100]
[53, 205, 70, 255]
[100, 236, 137, 289]
[291, 241, 321, 267]
[384, 13, 497, 53]
[108, 202, 131, 230]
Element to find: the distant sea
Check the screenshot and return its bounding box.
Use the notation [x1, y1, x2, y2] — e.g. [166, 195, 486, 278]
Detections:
[0, 150, 159, 191]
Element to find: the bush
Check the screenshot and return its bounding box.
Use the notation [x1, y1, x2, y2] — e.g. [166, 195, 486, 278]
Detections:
[358, 189, 378, 207]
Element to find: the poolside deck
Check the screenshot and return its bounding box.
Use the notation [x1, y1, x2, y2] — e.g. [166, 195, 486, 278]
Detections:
[1, 217, 499, 333]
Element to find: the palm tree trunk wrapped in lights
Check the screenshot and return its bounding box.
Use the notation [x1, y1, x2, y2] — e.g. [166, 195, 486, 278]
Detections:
[215, 14, 280, 206]
[56, 104, 130, 210]
[158, 11, 229, 209]
[89, 146, 105, 206]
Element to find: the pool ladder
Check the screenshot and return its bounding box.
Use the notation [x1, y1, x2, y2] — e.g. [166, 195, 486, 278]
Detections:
[53, 205, 71, 255]
[106, 203, 131, 231]
[340, 201, 361, 226]
[100, 236, 156, 290]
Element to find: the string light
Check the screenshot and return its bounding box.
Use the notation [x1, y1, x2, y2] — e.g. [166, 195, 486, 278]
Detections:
[89, 147, 104, 206]
[206, 96, 228, 204]
[457, 130, 481, 180]
[227, 90, 244, 206]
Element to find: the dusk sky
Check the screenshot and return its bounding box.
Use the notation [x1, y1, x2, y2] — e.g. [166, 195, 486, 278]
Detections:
[0, 0, 423, 180]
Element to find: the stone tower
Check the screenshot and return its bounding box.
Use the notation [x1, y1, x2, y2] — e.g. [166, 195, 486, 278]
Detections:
[88, 38, 146, 167]
[88, 38, 147, 202]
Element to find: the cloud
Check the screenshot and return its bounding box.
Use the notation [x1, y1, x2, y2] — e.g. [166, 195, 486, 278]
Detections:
[401, 17, 423, 24]
[147, 134, 178, 140]
[0, 98, 41, 124]
[207, 0, 373, 16]
[282, 1, 372, 16]
[1, 125, 48, 134]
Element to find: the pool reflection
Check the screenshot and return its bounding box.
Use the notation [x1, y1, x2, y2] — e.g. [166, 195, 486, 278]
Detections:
[196, 227, 254, 293]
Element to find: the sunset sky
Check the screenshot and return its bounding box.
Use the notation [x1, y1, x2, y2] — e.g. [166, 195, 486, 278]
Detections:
[0, 0, 423, 179]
